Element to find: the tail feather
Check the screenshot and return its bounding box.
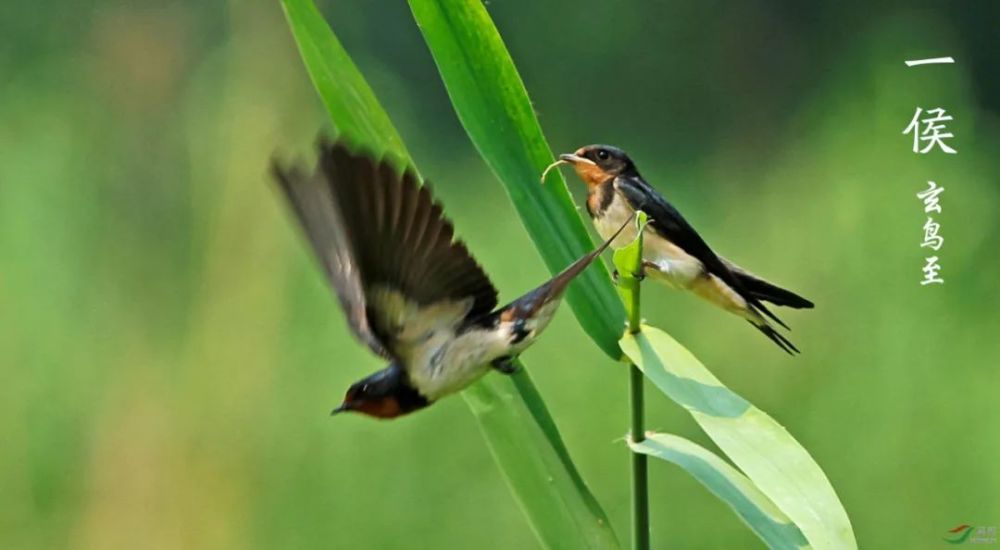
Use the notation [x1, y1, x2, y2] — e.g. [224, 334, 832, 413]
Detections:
[726, 264, 814, 309]
[545, 213, 632, 296]
[751, 301, 790, 331]
[748, 320, 799, 355]
[741, 275, 813, 309]
[498, 213, 634, 320]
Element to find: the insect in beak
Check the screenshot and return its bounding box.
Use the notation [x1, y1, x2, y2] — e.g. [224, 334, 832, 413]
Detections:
[540, 153, 594, 184]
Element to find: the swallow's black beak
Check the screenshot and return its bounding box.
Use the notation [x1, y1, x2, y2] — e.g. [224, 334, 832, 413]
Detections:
[331, 402, 352, 415]
[559, 153, 593, 165]
[542, 153, 595, 184]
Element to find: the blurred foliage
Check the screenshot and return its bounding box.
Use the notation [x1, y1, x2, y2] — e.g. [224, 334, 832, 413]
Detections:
[1, 1, 998, 549]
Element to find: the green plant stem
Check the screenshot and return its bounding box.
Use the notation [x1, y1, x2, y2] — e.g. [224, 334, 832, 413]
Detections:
[629, 363, 648, 550]
[615, 213, 650, 550]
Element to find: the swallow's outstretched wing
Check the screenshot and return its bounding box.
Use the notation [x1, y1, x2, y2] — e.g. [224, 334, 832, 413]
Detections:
[272, 139, 498, 359]
[613, 175, 790, 331]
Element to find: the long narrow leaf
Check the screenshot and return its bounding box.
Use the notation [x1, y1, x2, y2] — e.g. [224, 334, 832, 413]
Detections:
[280, 1, 618, 547]
[467, 367, 619, 549]
[620, 327, 857, 549]
[279, 0, 407, 158]
[407, 0, 626, 359]
[629, 433, 808, 550]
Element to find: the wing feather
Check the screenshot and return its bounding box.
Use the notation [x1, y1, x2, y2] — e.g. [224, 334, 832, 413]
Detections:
[272, 138, 498, 359]
[272, 158, 389, 357]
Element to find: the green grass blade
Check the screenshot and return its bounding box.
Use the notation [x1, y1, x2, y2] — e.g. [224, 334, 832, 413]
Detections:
[465, 367, 620, 549]
[279, 0, 407, 158]
[407, 0, 626, 359]
[620, 327, 857, 549]
[630, 433, 809, 550]
[280, 1, 618, 547]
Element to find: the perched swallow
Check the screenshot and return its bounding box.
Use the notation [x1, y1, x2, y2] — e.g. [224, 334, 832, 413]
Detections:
[544, 145, 813, 354]
[272, 139, 630, 419]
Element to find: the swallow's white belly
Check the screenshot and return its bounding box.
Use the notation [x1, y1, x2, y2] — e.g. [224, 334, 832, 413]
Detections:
[407, 299, 562, 400]
[404, 330, 494, 401]
[594, 192, 704, 289]
[405, 310, 555, 401]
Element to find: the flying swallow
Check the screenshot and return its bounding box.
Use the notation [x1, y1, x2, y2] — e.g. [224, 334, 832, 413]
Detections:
[272, 138, 630, 419]
[544, 144, 813, 354]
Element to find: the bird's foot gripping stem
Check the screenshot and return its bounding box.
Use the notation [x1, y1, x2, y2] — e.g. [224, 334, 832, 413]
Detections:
[491, 356, 518, 375]
[613, 261, 656, 285]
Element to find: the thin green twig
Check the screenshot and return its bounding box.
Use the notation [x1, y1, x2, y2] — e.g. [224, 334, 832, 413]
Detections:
[629, 365, 648, 550]
[614, 212, 650, 550]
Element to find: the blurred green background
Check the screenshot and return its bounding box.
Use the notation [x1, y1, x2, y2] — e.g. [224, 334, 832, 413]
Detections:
[2, 1, 998, 548]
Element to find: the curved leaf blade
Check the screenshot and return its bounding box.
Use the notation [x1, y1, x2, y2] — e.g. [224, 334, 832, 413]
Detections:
[280, 0, 407, 158]
[280, 1, 618, 547]
[620, 327, 857, 549]
[466, 367, 620, 549]
[407, 0, 626, 358]
[629, 432, 809, 550]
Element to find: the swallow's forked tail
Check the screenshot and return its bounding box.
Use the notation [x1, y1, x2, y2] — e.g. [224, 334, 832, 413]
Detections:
[725, 264, 814, 309]
[747, 317, 799, 355]
[544, 213, 636, 298]
[500, 214, 635, 320]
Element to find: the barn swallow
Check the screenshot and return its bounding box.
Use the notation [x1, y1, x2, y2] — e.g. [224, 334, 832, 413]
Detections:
[272, 138, 631, 419]
[544, 145, 813, 354]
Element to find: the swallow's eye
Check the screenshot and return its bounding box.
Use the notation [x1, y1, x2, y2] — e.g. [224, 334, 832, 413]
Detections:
[596, 149, 610, 161]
